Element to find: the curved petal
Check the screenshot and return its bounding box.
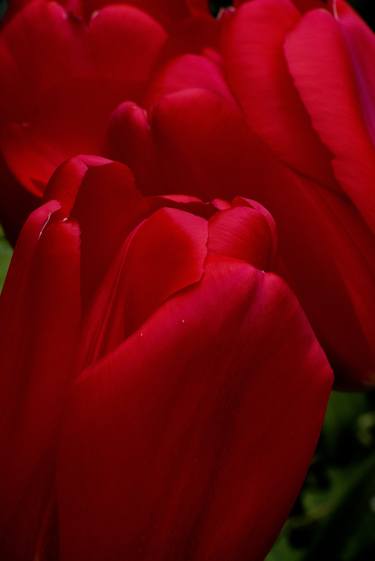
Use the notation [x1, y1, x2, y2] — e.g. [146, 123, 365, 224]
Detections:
[70, 162, 142, 310]
[208, 202, 276, 271]
[0, 0, 86, 193]
[87, 5, 166, 88]
[145, 53, 233, 107]
[0, 1, 166, 194]
[148, 88, 273, 199]
[57, 257, 332, 561]
[81, 208, 207, 366]
[223, 0, 335, 189]
[108, 74, 375, 385]
[334, 0, 375, 148]
[106, 102, 158, 195]
[0, 204, 81, 560]
[79, 207, 207, 368]
[110, 208, 207, 338]
[247, 164, 375, 387]
[43, 155, 109, 218]
[285, 8, 375, 231]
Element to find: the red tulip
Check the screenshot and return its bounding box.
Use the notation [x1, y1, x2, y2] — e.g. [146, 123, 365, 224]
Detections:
[0, 0, 218, 241]
[220, 0, 375, 387]
[0, 156, 332, 561]
[105, 0, 375, 387]
[1, 0, 373, 388]
[0, 0, 165, 193]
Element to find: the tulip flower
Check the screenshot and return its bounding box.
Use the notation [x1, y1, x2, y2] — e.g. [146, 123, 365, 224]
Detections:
[0, 0, 219, 241]
[219, 0, 375, 387]
[1, 0, 373, 387]
[106, 0, 375, 388]
[0, 156, 332, 561]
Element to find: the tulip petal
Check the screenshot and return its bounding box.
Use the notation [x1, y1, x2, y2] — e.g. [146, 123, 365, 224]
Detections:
[208, 202, 276, 270]
[79, 207, 207, 367]
[43, 155, 110, 218]
[223, 0, 335, 189]
[334, 0, 375, 148]
[106, 102, 158, 195]
[248, 165, 375, 387]
[111, 207, 208, 338]
[284, 8, 375, 231]
[145, 54, 233, 107]
[0, 0, 166, 193]
[69, 162, 142, 310]
[0, 0, 86, 193]
[57, 257, 332, 561]
[149, 88, 273, 198]
[0, 204, 80, 560]
[88, 5, 166, 88]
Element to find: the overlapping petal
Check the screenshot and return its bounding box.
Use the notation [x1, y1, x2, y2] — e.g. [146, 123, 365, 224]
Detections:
[218, 0, 375, 386]
[0, 157, 333, 559]
[107, 67, 375, 386]
[0, 0, 226, 240]
[57, 257, 332, 561]
[0, 0, 166, 197]
[222, 0, 335, 189]
[108, 88, 275, 200]
[247, 164, 375, 388]
[285, 3, 375, 231]
[0, 202, 80, 560]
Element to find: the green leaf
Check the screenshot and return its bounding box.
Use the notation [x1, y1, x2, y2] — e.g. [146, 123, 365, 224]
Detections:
[0, 227, 12, 289]
[267, 391, 374, 561]
[322, 391, 369, 463]
[266, 533, 301, 561]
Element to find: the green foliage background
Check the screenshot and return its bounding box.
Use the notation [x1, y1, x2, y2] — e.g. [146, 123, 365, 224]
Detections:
[0, 1, 374, 560]
[0, 226, 11, 289]
[267, 391, 375, 561]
